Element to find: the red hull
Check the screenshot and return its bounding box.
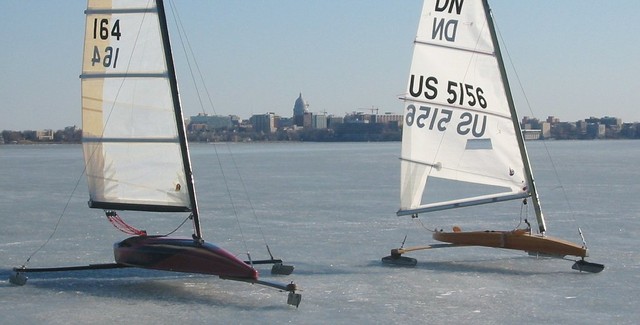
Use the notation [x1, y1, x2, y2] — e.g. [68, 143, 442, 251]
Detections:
[114, 236, 258, 280]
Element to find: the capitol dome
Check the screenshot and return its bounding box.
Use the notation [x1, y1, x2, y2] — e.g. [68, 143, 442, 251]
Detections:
[293, 93, 308, 117]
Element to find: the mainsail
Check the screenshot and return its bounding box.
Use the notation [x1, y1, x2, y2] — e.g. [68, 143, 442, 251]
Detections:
[11, 0, 303, 303]
[81, 0, 193, 213]
[398, 0, 534, 218]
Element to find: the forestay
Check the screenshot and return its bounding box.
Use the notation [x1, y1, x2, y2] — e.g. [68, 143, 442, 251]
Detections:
[81, 0, 191, 212]
[398, 0, 530, 216]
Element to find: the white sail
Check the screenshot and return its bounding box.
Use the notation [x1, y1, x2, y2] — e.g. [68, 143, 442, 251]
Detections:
[398, 0, 529, 216]
[81, 0, 191, 212]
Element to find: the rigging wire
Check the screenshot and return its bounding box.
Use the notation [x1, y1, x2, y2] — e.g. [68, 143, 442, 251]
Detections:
[416, 217, 436, 233]
[164, 214, 192, 237]
[492, 14, 580, 231]
[106, 211, 147, 236]
[166, 1, 248, 255]
[515, 199, 530, 230]
[167, 1, 274, 260]
[19, 170, 86, 268]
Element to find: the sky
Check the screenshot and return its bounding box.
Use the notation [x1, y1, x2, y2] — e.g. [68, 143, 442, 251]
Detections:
[1, 0, 639, 131]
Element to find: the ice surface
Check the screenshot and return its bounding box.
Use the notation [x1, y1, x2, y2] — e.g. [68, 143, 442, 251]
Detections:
[1, 142, 638, 324]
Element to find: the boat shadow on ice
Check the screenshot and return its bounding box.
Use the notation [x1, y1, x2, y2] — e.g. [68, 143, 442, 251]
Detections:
[0, 267, 293, 309]
[372, 255, 583, 276]
[277, 262, 355, 276]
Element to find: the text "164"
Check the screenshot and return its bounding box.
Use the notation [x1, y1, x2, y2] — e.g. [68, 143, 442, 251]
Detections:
[91, 18, 121, 68]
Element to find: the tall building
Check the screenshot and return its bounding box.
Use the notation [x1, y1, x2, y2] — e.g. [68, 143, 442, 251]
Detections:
[311, 113, 327, 129]
[250, 113, 276, 134]
[293, 93, 308, 127]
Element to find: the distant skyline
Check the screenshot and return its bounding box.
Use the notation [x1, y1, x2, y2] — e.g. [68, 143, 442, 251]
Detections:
[2, 1, 639, 131]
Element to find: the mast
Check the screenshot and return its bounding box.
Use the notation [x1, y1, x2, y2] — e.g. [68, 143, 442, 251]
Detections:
[482, 0, 546, 233]
[156, 0, 203, 239]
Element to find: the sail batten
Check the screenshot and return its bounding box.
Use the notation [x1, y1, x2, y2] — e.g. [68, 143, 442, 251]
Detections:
[80, 72, 168, 79]
[399, 96, 512, 120]
[399, 157, 441, 169]
[85, 8, 157, 15]
[83, 137, 179, 143]
[414, 39, 494, 56]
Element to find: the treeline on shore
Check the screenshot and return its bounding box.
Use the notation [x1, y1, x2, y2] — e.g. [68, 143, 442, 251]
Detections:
[4, 121, 640, 144]
[1, 125, 402, 144]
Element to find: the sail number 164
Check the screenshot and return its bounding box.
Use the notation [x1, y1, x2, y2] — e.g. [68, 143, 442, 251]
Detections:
[90, 18, 121, 68]
[93, 18, 121, 40]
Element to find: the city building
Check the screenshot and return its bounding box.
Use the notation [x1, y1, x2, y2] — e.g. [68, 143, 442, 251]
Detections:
[522, 129, 541, 140]
[188, 113, 233, 131]
[375, 113, 403, 127]
[36, 129, 54, 141]
[250, 112, 277, 134]
[327, 116, 344, 129]
[311, 113, 327, 129]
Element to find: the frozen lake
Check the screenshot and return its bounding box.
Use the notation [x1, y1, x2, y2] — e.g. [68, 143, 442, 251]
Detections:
[1, 141, 638, 324]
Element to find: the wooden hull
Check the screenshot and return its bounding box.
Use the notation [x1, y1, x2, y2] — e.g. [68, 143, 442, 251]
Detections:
[432, 229, 588, 258]
[114, 236, 258, 280]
